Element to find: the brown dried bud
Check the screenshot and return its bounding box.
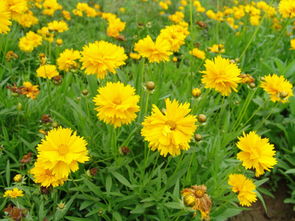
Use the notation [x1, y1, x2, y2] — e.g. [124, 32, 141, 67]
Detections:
[198, 114, 207, 123]
[120, 146, 131, 155]
[41, 114, 52, 124]
[52, 75, 62, 85]
[89, 168, 98, 176]
[3, 204, 25, 221]
[40, 186, 51, 194]
[196, 21, 207, 28]
[145, 81, 155, 91]
[116, 35, 126, 41]
[20, 152, 32, 164]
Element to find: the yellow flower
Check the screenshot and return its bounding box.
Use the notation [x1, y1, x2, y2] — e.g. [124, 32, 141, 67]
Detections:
[3, 188, 24, 198]
[14, 11, 38, 28]
[208, 44, 225, 53]
[201, 56, 241, 96]
[181, 185, 212, 220]
[134, 35, 172, 63]
[30, 160, 67, 187]
[4, 0, 28, 20]
[237, 131, 277, 177]
[228, 174, 257, 207]
[261, 74, 293, 103]
[192, 88, 202, 97]
[106, 17, 126, 38]
[47, 20, 68, 33]
[18, 31, 42, 52]
[141, 99, 197, 157]
[34, 127, 89, 179]
[42, 0, 62, 16]
[22, 81, 40, 99]
[93, 82, 140, 128]
[279, 0, 295, 18]
[190, 48, 206, 59]
[158, 25, 189, 52]
[168, 11, 184, 23]
[290, 39, 295, 50]
[36, 64, 59, 79]
[80, 41, 127, 79]
[13, 174, 22, 182]
[57, 49, 81, 71]
[129, 52, 141, 60]
[62, 10, 71, 20]
[0, 2, 11, 34]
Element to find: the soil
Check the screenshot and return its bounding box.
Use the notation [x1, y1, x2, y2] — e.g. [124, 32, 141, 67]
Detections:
[230, 182, 295, 221]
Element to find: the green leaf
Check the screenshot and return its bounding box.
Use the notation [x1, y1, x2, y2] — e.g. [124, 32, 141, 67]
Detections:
[6, 160, 10, 186]
[83, 177, 102, 197]
[54, 193, 77, 221]
[285, 169, 295, 174]
[165, 202, 184, 209]
[113, 212, 122, 221]
[105, 175, 112, 193]
[111, 171, 132, 189]
[255, 178, 269, 187]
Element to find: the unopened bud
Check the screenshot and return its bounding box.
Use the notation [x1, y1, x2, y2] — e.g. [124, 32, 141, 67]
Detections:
[249, 82, 256, 88]
[145, 81, 155, 91]
[82, 89, 89, 96]
[192, 88, 201, 97]
[198, 114, 207, 123]
[194, 134, 202, 141]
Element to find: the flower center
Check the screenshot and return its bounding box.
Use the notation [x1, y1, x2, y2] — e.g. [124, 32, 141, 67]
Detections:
[58, 144, 69, 155]
[166, 120, 177, 130]
[113, 97, 122, 105]
[195, 189, 205, 198]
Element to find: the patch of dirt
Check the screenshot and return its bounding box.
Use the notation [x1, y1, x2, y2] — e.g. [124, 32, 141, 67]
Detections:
[230, 182, 295, 221]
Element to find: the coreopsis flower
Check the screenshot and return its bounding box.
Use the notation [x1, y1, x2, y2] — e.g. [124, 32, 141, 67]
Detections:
[14, 11, 38, 28]
[80, 41, 127, 79]
[201, 56, 242, 96]
[4, 0, 28, 20]
[237, 131, 277, 177]
[134, 35, 172, 63]
[0, 2, 11, 34]
[181, 185, 212, 220]
[93, 82, 140, 127]
[228, 174, 257, 207]
[290, 39, 295, 50]
[158, 25, 189, 52]
[279, 0, 295, 18]
[62, 10, 71, 20]
[168, 11, 184, 23]
[76, 2, 97, 17]
[141, 99, 197, 157]
[37, 26, 54, 42]
[3, 188, 24, 198]
[57, 49, 81, 71]
[47, 20, 68, 33]
[18, 31, 42, 52]
[33, 127, 89, 180]
[129, 52, 141, 60]
[190, 48, 206, 59]
[30, 160, 67, 187]
[106, 17, 126, 38]
[261, 74, 293, 103]
[13, 174, 22, 182]
[42, 0, 62, 16]
[36, 64, 59, 79]
[22, 81, 40, 99]
[208, 44, 225, 53]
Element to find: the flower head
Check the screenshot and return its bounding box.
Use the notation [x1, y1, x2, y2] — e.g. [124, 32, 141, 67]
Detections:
[80, 41, 127, 79]
[279, 0, 295, 18]
[18, 31, 42, 52]
[22, 81, 39, 99]
[260, 74, 293, 103]
[134, 35, 172, 63]
[30, 160, 67, 187]
[208, 44, 225, 53]
[33, 127, 89, 180]
[36, 64, 59, 79]
[93, 82, 140, 127]
[141, 99, 197, 157]
[190, 48, 206, 60]
[181, 185, 212, 220]
[237, 131, 277, 177]
[57, 49, 81, 71]
[3, 188, 24, 198]
[0, 2, 11, 34]
[47, 20, 68, 32]
[201, 56, 241, 96]
[228, 174, 257, 207]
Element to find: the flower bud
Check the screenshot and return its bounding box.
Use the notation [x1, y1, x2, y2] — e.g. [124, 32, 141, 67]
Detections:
[145, 81, 155, 91]
[13, 174, 23, 182]
[192, 88, 201, 97]
[198, 114, 207, 123]
[195, 134, 202, 141]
